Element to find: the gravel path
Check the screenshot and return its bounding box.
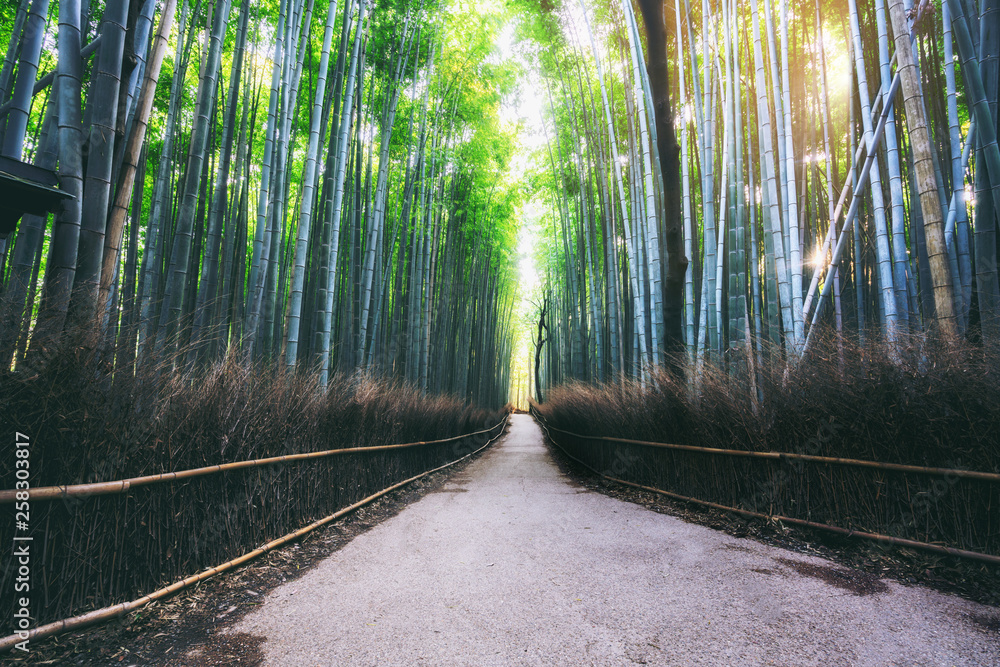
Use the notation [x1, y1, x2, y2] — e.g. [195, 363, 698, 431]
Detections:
[233, 414, 998, 666]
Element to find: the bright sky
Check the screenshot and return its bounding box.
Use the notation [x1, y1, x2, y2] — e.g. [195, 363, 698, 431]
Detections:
[496, 20, 547, 301]
[497, 20, 549, 403]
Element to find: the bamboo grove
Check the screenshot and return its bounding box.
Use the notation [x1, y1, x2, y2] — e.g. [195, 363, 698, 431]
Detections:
[0, 0, 522, 408]
[523, 0, 1000, 393]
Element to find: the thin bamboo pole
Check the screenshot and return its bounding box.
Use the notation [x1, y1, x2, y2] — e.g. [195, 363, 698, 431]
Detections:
[536, 421, 1000, 483]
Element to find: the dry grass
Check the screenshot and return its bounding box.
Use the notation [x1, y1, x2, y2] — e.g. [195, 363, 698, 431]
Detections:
[0, 330, 506, 625]
[535, 333, 1000, 559]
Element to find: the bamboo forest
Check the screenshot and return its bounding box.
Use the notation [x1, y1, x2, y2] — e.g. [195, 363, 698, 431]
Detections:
[2, 0, 1000, 657]
[0, 0, 523, 406]
[0, 0, 998, 392]
[526, 0, 1000, 391]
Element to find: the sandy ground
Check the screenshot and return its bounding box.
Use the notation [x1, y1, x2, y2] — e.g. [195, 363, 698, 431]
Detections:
[232, 414, 999, 666]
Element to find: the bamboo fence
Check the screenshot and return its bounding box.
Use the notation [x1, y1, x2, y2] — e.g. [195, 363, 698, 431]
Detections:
[0, 416, 508, 628]
[532, 409, 1000, 564]
[0, 415, 508, 653]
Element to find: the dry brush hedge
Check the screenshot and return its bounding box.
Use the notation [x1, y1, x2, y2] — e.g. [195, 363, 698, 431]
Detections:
[534, 335, 1000, 559]
[0, 343, 507, 625]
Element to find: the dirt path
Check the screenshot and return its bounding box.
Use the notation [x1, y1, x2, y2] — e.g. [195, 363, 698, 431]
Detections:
[231, 414, 998, 666]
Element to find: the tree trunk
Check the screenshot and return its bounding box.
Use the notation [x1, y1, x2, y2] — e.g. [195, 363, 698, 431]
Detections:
[155, 0, 233, 356]
[31, 0, 84, 353]
[636, 0, 687, 369]
[887, 0, 957, 338]
[99, 0, 178, 313]
[70, 0, 129, 326]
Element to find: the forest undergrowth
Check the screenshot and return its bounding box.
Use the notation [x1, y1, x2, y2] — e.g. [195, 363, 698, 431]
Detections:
[0, 324, 508, 625]
[538, 332, 1000, 469]
[535, 331, 1000, 583]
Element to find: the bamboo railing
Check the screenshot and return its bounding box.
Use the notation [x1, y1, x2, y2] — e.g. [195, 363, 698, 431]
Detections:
[0, 420, 507, 503]
[538, 423, 1000, 483]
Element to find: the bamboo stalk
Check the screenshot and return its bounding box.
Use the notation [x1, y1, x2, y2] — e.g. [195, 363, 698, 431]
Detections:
[804, 73, 904, 349]
[0, 418, 508, 503]
[0, 36, 104, 118]
[887, 0, 957, 338]
[800, 66, 898, 322]
[0, 416, 508, 653]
